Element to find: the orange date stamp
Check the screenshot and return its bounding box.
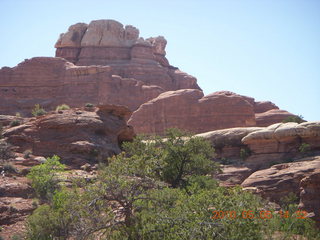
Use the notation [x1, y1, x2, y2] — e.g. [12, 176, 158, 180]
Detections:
[211, 210, 308, 220]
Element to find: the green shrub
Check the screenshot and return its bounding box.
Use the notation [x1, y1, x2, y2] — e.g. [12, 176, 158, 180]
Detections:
[31, 104, 46, 117]
[23, 149, 32, 159]
[0, 236, 4, 240]
[3, 163, 18, 173]
[299, 143, 311, 153]
[55, 104, 70, 111]
[240, 147, 251, 160]
[282, 115, 304, 124]
[10, 119, 20, 127]
[27, 155, 65, 200]
[11, 234, 22, 240]
[25, 129, 320, 240]
[0, 124, 3, 139]
[15, 112, 21, 118]
[85, 103, 94, 108]
[108, 128, 219, 188]
[0, 142, 14, 162]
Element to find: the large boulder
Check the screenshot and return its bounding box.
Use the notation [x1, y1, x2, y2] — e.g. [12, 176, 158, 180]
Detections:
[241, 156, 320, 203]
[128, 90, 295, 135]
[299, 171, 320, 226]
[3, 105, 134, 167]
[196, 127, 263, 159]
[242, 121, 320, 168]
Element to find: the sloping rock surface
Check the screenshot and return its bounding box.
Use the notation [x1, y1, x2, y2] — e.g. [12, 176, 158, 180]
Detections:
[3, 105, 134, 167]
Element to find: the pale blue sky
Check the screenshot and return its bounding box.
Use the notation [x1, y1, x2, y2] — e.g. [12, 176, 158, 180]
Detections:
[1, 0, 319, 120]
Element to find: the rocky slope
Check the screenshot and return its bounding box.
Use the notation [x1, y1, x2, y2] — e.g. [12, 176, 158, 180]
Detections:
[3, 104, 134, 167]
[0, 105, 134, 238]
[198, 122, 320, 226]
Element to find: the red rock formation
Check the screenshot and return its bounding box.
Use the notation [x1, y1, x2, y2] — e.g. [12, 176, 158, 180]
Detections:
[299, 171, 320, 226]
[255, 109, 295, 127]
[3, 105, 134, 167]
[0, 57, 165, 116]
[54, 19, 199, 91]
[0, 20, 200, 116]
[241, 156, 320, 202]
[128, 90, 295, 135]
[242, 121, 320, 168]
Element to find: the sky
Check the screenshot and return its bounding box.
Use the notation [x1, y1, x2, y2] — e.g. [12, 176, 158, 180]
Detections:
[0, 0, 319, 121]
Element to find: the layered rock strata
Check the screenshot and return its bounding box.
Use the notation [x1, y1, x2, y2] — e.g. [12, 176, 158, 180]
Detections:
[3, 105, 134, 167]
[129, 90, 296, 135]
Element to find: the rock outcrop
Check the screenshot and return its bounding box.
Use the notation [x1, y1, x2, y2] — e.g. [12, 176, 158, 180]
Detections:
[0, 57, 165, 116]
[128, 90, 296, 135]
[55, 20, 170, 67]
[241, 156, 320, 202]
[299, 170, 320, 226]
[196, 121, 320, 169]
[0, 20, 200, 116]
[242, 121, 320, 168]
[3, 105, 134, 167]
[54, 20, 199, 91]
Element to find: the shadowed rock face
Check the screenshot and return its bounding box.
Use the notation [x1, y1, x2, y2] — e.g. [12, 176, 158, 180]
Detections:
[3, 105, 134, 167]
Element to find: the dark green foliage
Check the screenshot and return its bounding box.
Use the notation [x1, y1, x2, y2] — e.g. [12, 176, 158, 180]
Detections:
[3, 163, 18, 173]
[31, 104, 47, 117]
[282, 115, 304, 124]
[10, 119, 20, 127]
[85, 103, 94, 108]
[299, 143, 311, 153]
[0, 124, 3, 139]
[11, 234, 22, 240]
[23, 149, 32, 159]
[26, 129, 320, 240]
[110, 128, 219, 188]
[240, 147, 251, 160]
[0, 141, 14, 162]
[27, 155, 65, 200]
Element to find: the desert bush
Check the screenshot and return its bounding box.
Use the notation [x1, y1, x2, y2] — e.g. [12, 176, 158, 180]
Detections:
[15, 112, 21, 118]
[240, 147, 251, 160]
[31, 104, 46, 117]
[0, 141, 14, 162]
[85, 103, 94, 108]
[10, 119, 20, 127]
[27, 155, 65, 200]
[299, 143, 311, 154]
[55, 104, 70, 111]
[282, 115, 304, 124]
[0, 124, 2, 139]
[3, 163, 18, 173]
[23, 149, 32, 159]
[26, 129, 320, 240]
[11, 234, 22, 240]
